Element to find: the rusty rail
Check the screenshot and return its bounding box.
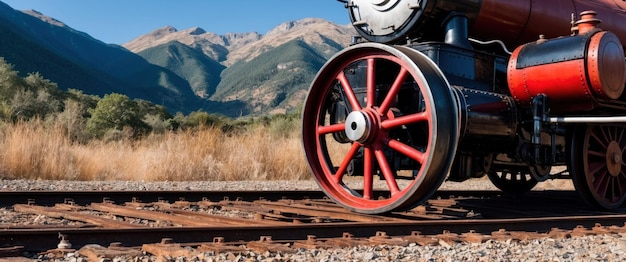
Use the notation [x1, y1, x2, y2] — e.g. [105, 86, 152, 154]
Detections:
[1, 190, 625, 253]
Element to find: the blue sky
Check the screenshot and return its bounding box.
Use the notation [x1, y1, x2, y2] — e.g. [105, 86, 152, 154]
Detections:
[2, 0, 351, 44]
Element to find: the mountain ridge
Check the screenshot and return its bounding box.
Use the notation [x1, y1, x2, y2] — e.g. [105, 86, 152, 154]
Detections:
[123, 26, 263, 62]
[123, 17, 355, 66]
[0, 1, 357, 116]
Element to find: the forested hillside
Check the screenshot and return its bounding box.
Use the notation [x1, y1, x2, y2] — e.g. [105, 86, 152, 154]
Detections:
[137, 41, 226, 98]
[0, 1, 203, 113]
[214, 39, 328, 114]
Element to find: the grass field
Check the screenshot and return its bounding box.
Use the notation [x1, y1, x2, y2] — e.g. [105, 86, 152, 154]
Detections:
[0, 121, 311, 181]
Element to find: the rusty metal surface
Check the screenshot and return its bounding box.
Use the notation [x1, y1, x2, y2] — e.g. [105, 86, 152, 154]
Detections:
[0, 246, 23, 258]
[2, 190, 626, 252]
[0, 190, 328, 207]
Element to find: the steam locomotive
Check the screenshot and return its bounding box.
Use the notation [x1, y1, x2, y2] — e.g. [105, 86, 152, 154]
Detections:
[301, 0, 626, 214]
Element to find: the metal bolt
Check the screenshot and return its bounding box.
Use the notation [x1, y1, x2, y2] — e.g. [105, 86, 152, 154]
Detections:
[213, 237, 225, 244]
[58, 234, 72, 249]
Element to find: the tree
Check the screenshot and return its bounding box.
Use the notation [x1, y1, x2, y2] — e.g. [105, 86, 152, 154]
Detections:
[54, 98, 88, 142]
[86, 93, 150, 138]
[6, 73, 63, 122]
[182, 110, 229, 129]
[66, 89, 99, 117]
[24, 72, 64, 98]
[0, 58, 24, 106]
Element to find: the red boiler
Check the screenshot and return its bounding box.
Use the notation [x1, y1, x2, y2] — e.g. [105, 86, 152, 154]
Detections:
[507, 11, 626, 112]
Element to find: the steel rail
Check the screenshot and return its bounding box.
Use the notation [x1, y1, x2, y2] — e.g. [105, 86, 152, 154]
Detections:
[2, 189, 624, 252]
[0, 190, 502, 207]
[3, 214, 626, 251]
[0, 190, 328, 207]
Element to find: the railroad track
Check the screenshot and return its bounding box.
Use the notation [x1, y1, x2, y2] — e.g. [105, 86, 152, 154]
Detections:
[1, 190, 625, 260]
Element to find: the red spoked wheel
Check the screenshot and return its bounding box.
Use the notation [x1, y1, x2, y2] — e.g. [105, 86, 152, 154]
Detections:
[301, 43, 459, 214]
[570, 125, 626, 209]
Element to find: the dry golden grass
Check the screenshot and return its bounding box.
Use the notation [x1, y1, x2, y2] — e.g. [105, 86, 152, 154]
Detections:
[0, 121, 311, 181]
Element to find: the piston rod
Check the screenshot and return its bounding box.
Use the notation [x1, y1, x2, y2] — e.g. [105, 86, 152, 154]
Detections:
[549, 116, 626, 124]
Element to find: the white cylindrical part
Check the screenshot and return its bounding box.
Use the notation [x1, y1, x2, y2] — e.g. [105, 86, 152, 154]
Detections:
[549, 116, 626, 123]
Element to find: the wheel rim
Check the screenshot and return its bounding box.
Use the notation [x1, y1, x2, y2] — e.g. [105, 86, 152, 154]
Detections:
[530, 164, 551, 182]
[301, 43, 458, 214]
[487, 169, 538, 193]
[571, 125, 626, 209]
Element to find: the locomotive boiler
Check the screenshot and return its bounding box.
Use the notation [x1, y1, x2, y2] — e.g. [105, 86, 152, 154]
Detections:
[301, 0, 626, 214]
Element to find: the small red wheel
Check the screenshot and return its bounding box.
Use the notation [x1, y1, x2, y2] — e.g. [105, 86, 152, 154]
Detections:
[570, 125, 626, 209]
[301, 43, 459, 214]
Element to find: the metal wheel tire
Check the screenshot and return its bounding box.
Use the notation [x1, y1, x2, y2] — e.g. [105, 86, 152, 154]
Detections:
[569, 125, 626, 209]
[487, 169, 538, 193]
[301, 43, 459, 214]
[530, 164, 551, 182]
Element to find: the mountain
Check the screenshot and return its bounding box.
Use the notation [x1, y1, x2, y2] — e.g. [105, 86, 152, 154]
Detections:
[224, 18, 353, 66]
[137, 41, 226, 98]
[0, 1, 357, 117]
[214, 39, 328, 115]
[125, 18, 355, 116]
[0, 2, 203, 113]
[124, 18, 354, 66]
[124, 26, 263, 62]
[0, 5, 124, 96]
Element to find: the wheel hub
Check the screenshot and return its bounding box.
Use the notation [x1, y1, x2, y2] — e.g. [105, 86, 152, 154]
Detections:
[345, 111, 377, 143]
[606, 140, 623, 177]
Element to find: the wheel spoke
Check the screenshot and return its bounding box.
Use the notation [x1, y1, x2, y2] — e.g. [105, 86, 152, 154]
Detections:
[592, 169, 610, 197]
[387, 138, 425, 165]
[611, 177, 622, 201]
[382, 112, 429, 129]
[592, 129, 608, 149]
[617, 128, 626, 146]
[605, 127, 614, 141]
[513, 173, 520, 182]
[613, 127, 622, 142]
[374, 147, 401, 195]
[617, 174, 626, 196]
[604, 175, 615, 200]
[363, 147, 374, 200]
[366, 58, 376, 108]
[318, 123, 346, 135]
[603, 126, 613, 142]
[332, 143, 361, 183]
[587, 149, 606, 158]
[588, 161, 606, 177]
[379, 68, 409, 114]
[337, 72, 362, 111]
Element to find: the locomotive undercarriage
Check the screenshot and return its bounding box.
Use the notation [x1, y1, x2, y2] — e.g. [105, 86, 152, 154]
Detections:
[302, 1, 626, 214]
